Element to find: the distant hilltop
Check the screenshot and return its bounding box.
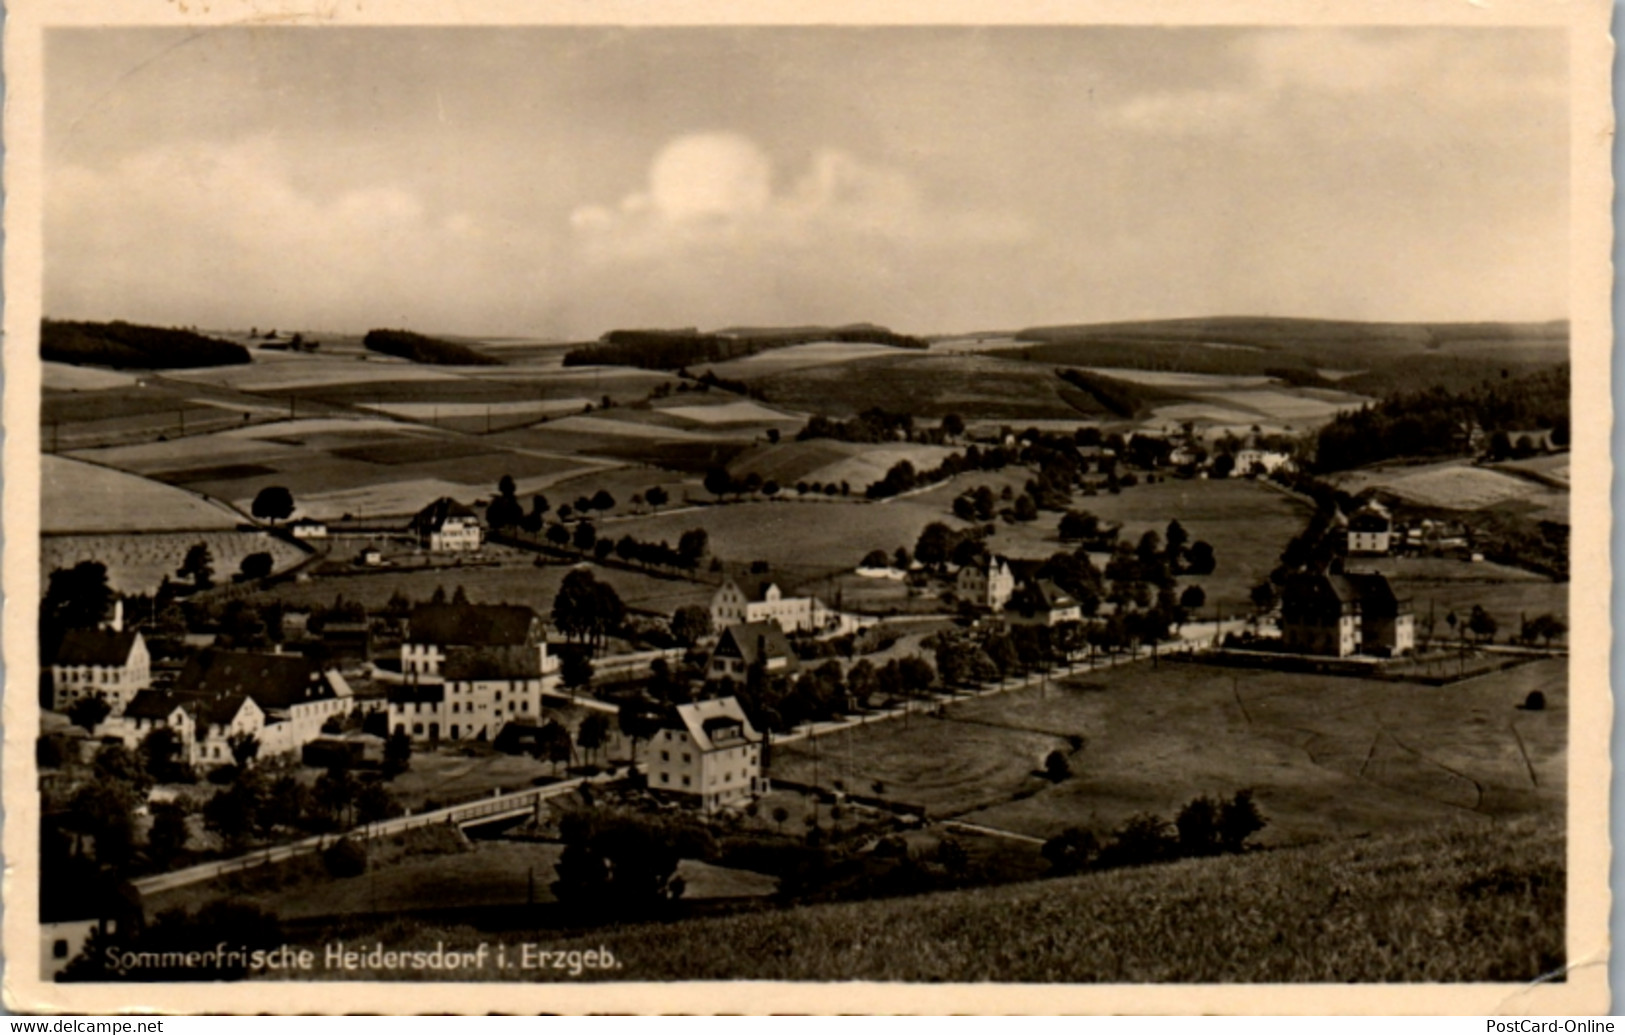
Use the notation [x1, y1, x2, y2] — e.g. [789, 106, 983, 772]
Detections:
[563, 323, 928, 370]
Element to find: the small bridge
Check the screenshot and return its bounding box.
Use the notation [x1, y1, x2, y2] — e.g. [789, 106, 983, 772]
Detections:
[132, 781, 593, 897]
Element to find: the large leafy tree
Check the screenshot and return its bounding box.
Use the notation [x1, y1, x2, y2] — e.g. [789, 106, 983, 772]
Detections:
[251, 486, 295, 525]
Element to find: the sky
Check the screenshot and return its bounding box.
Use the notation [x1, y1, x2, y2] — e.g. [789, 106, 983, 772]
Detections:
[44, 26, 1570, 339]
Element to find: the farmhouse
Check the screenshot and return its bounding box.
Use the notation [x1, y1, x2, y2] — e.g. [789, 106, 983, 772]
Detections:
[409, 497, 483, 552]
[401, 601, 552, 677]
[707, 620, 797, 682]
[1005, 580, 1083, 627]
[101, 689, 196, 758]
[289, 517, 328, 539]
[956, 554, 1016, 611]
[710, 576, 826, 634]
[387, 645, 552, 744]
[1347, 500, 1393, 556]
[49, 627, 151, 714]
[1233, 448, 1294, 477]
[1279, 570, 1415, 658]
[647, 697, 765, 812]
[173, 650, 353, 762]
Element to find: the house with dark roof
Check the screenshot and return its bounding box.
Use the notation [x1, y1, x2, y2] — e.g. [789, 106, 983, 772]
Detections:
[408, 497, 482, 552]
[172, 650, 351, 762]
[647, 697, 765, 812]
[388, 644, 552, 744]
[1004, 579, 1083, 627]
[49, 628, 150, 713]
[1347, 500, 1393, 556]
[100, 689, 196, 757]
[710, 576, 826, 633]
[401, 602, 551, 678]
[707, 620, 797, 683]
[1280, 570, 1415, 658]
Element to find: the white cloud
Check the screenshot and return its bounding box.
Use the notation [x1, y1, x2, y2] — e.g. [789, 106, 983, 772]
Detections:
[46, 136, 553, 334]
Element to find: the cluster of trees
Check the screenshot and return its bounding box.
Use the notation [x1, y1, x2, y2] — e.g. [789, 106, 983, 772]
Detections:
[707, 653, 939, 735]
[42, 319, 251, 369]
[551, 808, 717, 917]
[799, 409, 965, 446]
[563, 325, 926, 370]
[362, 329, 504, 366]
[1518, 613, 1568, 648]
[550, 569, 626, 652]
[200, 763, 404, 855]
[1314, 365, 1569, 472]
[1042, 789, 1267, 875]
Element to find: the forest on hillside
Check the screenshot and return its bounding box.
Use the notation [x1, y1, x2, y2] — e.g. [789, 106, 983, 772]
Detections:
[1313, 365, 1570, 472]
[363, 329, 505, 366]
[41, 320, 251, 369]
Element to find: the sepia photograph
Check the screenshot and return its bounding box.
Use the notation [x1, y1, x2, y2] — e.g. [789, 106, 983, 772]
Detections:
[3, 0, 1612, 1015]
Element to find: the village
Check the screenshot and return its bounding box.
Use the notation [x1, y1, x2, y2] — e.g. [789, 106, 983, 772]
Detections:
[38, 386, 1570, 978]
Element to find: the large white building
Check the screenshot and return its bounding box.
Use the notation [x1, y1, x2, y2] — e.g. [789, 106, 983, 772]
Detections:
[647, 697, 766, 813]
[49, 628, 150, 714]
[409, 497, 483, 552]
[710, 577, 826, 634]
[388, 645, 552, 743]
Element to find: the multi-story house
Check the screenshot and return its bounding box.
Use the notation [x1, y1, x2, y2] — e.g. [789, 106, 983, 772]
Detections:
[409, 497, 483, 552]
[401, 602, 552, 677]
[1004, 579, 1084, 627]
[1280, 570, 1415, 658]
[388, 644, 550, 743]
[1347, 500, 1393, 556]
[646, 697, 765, 812]
[171, 650, 352, 763]
[956, 554, 1016, 611]
[710, 577, 825, 634]
[49, 628, 150, 714]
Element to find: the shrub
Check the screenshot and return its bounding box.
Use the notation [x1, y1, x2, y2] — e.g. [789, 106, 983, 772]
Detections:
[323, 837, 369, 878]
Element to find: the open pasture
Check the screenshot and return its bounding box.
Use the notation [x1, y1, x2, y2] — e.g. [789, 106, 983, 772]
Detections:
[1195, 387, 1366, 424]
[661, 400, 801, 426]
[1338, 460, 1553, 512]
[775, 656, 1565, 848]
[702, 341, 913, 378]
[1495, 453, 1571, 489]
[1081, 368, 1273, 390]
[1377, 556, 1568, 639]
[490, 425, 750, 473]
[42, 362, 141, 391]
[43, 455, 244, 532]
[609, 498, 954, 584]
[43, 530, 307, 595]
[727, 440, 864, 487]
[242, 556, 715, 617]
[162, 356, 460, 393]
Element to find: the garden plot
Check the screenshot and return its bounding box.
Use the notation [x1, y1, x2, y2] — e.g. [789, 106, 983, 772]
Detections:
[43, 530, 307, 595]
[43, 455, 244, 532]
[661, 400, 801, 426]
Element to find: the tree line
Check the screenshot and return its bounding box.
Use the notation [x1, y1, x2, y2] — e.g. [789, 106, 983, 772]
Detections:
[42, 319, 250, 369]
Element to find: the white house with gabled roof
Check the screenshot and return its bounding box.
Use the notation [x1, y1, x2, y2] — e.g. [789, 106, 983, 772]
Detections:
[646, 697, 766, 812]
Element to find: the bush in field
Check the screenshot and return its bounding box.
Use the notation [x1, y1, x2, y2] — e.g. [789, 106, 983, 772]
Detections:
[323, 837, 369, 878]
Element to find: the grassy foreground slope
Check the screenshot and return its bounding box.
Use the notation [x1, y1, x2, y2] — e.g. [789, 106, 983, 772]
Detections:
[326, 817, 1561, 983]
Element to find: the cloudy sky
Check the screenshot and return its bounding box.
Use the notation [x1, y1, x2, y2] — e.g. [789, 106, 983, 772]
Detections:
[45, 27, 1568, 339]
